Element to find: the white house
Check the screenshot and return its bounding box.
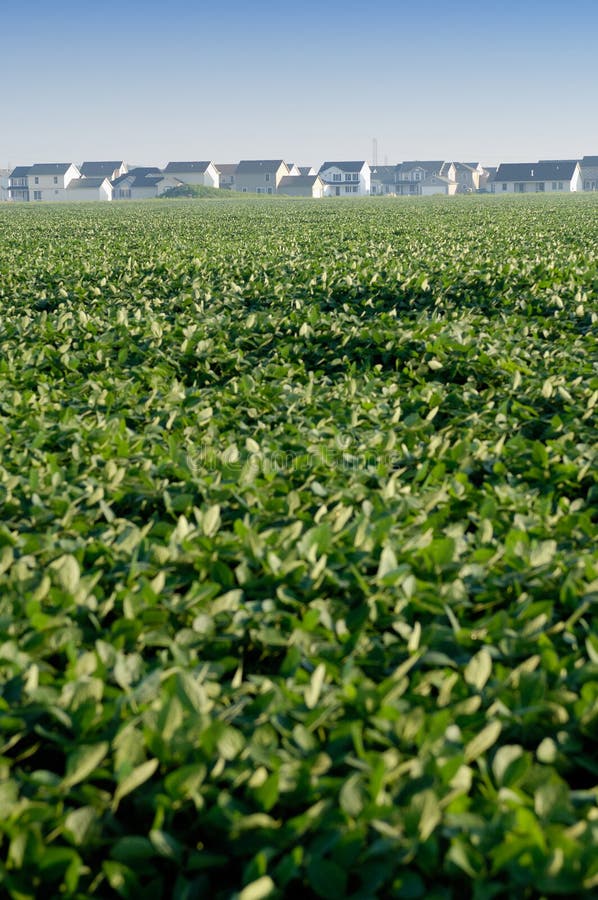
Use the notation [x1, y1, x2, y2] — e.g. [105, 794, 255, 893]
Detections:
[318, 161, 370, 196]
[8, 166, 30, 201]
[62, 177, 113, 202]
[396, 161, 456, 184]
[285, 162, 301, 176]
[420, 175, 458, 196]
[79, 161, 128, 180]
[370, 165, 397, 195]
[492, 161, 582, 193]
[28, 163, 80, 201]
[162, 161, 219, 189]
[277, 174, 325, 198]
[111, 167, 182, 199]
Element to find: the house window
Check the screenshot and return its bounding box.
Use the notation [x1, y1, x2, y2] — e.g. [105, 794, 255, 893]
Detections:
[345, 174, 351, 181]
[53, 176, 58, 184]
[267, 187, 273, 194]
[584, 180, 589, 189]
[332, 173, 341, 182]
[33, 190, 42, 200]
[265, 173, 270, 182]
[345, 185, 352, 193]
[514, 183, 525, 193]
[502, 183, 507, 191]
[352, 185, 358, 193]
[352, 173, 359, 182]
[34, 177, 39, 184]
[536, 182, 545, 192]
[558, 182, 563, 190]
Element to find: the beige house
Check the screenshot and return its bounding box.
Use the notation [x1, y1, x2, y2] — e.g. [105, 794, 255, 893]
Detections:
[163, 161, 219, 188]
[277, 174, 325, 198]
[235, 160, 289, 193]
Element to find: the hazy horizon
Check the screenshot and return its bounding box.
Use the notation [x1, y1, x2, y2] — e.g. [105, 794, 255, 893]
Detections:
[3, 0, 598, 170]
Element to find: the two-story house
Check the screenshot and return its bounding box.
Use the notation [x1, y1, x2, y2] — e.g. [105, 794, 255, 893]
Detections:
[111, 167, 182, 199]
[215, 164, 238, 190]
[62, 178, 113, 202]
[492, 161, 582, 193]
[318, 161, 371, 196]
[235, 160, 289, 193]
[370, 165, 397, 195]
[8, 166, 31, 201]
[163, 161, 220, 189]
[27, 163, 80, 201]
[579, 156, 598, 191]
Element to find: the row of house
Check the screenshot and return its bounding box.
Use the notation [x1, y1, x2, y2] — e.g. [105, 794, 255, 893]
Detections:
[2, 156, 598, 201]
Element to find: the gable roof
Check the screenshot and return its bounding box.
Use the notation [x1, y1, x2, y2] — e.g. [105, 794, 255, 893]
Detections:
[9, 166, 30, 179]
[112, 167, 164, 188]
[29, 163, 78, 175]
[494, 161, 579, 182]
[370, 165, 397, 183]
[319, 160, 368, 173]
[236, 160, 287, 174]
[215, 163, 238, 176]
[66, 177, 110, 190]
[80, 161, 125, 177]
[298, 166, 315, 176]
[581, 156, 598, 166]
[163, 161, 213, 173]
[399, 161, 445, 172]
[278, 175, 322, 188]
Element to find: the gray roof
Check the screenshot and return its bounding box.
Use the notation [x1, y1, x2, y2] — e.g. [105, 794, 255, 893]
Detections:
[399, 161, 445, 171]
[163, 161, 213, 173]
[319, 161, 367, 172]
[453, 162, 476, 172]
[215, 163, 238, 176]
[236, 160, 287, 174]
[581, 156, 598, 166]
[29, 163, 77, 175]
[112, 167, 164, 188]
[494, 161, 578, 182]
[278, 175, 321, 188]
[9, 166, 30, 178]
[80, 161, 124, 177]
[67, 177, 109, 190]
[370, 165, 397, 183]
[298, 166, 315, 176]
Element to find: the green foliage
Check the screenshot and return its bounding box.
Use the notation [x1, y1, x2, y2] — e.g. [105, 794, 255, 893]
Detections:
[0, 195, 596, 898]
[159, 184, 228, 199]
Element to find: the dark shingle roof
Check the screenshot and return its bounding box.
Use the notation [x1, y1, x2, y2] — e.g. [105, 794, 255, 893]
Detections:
[29, 163, 77, 175]
[215, 163, 238, 176]
[319, 161, 367, 173]
[9, 166, 30, 178]
[112, 167, 164, 188]
[278, 175, 321, 188]
[236, 160, 286, 174]
[80, 161, 124, 177]
[494, 161, 578, 182]
[298, 166, 314, 176]
[370, 165, 397, 183]
[163, 161, 213, 173]
[67, 178, 109, 190]
[581, 156, 598, 166]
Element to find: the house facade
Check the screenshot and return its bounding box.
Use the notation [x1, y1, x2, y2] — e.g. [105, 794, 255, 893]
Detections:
[580, 156, 598, 191]
[235, 160, 289, 193]
[27, 163, 80, 201]
[492, 161, 582, 193]
[0, 169, 10, 201]
[318, 161, 371, 196]
[163, 161, 219, 188]
[370, 165, 397, 195]
[63, 177, 113, 202]
[215, 164, 237, 190]
[277, 174, 325, 198]
[421, 175, 458, 196]
[8, 166, 30, 201]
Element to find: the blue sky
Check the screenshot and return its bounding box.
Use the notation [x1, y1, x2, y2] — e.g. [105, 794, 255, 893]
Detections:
[3, 0, 598, 169]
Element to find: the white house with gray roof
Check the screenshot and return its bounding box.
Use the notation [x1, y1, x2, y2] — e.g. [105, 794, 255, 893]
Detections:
[163, 161, 219, 188]
[278, 174, 325, 198]
[0, 169, 10, 201]
[492, 161, 581, 193]
[62, 177, 113, 202]
[318, 161, 370, 196]
[27, 163, 80, 201]
[111, 167, 182, 199]
[80, 161, 127, 180]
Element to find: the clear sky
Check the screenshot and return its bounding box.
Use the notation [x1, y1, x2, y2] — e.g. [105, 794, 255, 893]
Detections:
[2, 0, 598, 169]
